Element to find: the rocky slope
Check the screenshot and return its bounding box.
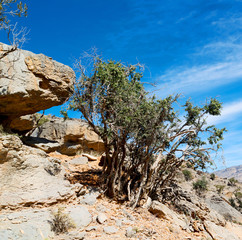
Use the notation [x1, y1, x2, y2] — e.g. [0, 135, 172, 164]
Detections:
[215, 165, 242, 182]
[0, 124, 241, 240]
[0, 44, 241, 240]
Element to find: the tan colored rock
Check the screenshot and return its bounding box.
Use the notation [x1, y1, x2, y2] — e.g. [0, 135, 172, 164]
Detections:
[0, 133, 77, 209]
[204, 221, 240, 240]
[149, 200, 187, 228]
[9, 114, 35, 132]
[0, 42, 75, 120]
[29, 117, 105, 155]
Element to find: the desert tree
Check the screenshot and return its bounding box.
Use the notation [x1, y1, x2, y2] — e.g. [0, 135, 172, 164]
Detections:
[66, 54, 226, 208]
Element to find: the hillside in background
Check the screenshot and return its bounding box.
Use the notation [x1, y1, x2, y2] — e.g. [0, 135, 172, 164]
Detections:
[215, 165, 242, 182]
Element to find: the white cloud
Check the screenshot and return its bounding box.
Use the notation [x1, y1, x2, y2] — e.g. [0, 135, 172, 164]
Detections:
[155, 61, 242, 96]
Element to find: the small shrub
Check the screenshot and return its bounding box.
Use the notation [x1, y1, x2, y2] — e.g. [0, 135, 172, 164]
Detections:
[210, 173, 215, 180]
[193, 177, 208, 193]
[215, 185, 225, 194]
[37, 116, 49, 126]
[182, 169, 193, 181]
[229, 198, 236, 208]
[228, 177, 238, 186]
[49, 207, 75, 234]
[0, 124, 20, 137]
[234, 191, 242, 199]
[186, 162, 194, 168]
[0, 125, 4, 134]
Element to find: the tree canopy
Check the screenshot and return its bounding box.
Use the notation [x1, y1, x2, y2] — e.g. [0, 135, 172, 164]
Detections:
[65, 56, 226, 207]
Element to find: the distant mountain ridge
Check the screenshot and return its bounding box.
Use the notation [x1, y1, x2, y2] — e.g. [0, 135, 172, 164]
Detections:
[215, 164, 242, 182]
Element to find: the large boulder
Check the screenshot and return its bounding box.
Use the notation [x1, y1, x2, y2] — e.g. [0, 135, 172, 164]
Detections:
[204, 221, 240, 240]
[0, 42, 75, 121]
[205, 195, 242, 223]
[0, 134, 79, 209]
[27, 117, 105, 155]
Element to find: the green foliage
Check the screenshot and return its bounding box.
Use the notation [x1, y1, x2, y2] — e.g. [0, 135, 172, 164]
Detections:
[193, 177, 208, 193]
[230, 189, 242, 212]
[0, 124, 4, 134]
[37, 116, 49, 126]
[68, 55, 226, 207]
[182, 169, 193, 181]
[228, 177, 238, 186]
[60, 109, 69, 121]
[210, 173, 216, 180]
[229, 198, 236, 208]
[215, 184, 225, 194]
[234, 191, 242, 199]
[50, 207, 75, 235]
[0, 0, 27, 29]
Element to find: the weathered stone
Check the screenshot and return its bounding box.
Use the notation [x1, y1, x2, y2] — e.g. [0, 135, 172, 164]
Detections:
[0, 208, 54, 240]
[205, 195, 242, 223]
[70, 156, 88, 165]
[103, 226, 118, 234]
[115, 219, 122, 227]
[204, 221, 240, 240]
[149, 201, 187, 228]
[126, 226, 136, 238]
[9, 114, 35, 132]
[30, 117, 105, 155]
[0, 134, 75, 209]
[0, 42, 75, 120]
[80, 191, 100, 206]
[23, 136, 61, 153]
[97, 213, 107, 224]
[66, 206, 92, 229]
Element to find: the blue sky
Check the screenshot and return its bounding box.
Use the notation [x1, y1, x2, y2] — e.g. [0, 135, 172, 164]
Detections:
[1, 0, 242, 170]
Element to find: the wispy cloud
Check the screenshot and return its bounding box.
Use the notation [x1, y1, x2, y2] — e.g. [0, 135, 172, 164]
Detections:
[155, 61, 242, 96]
[152, 12, 242, 96]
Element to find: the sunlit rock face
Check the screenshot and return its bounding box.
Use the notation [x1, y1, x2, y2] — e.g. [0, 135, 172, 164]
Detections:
[0, 42, 75, 120]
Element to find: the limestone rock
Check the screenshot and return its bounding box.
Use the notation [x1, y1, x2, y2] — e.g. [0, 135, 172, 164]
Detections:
[0, 208, 54, 240]
[80, 190, 100, 205]
[204, 221, 240, 240]
[0, 134, 76, 209]
[69, 156, 88, 165]
[23, 136, 61, 153]
[67, 206, 92, 229]
[29, 117, 105, 155]
[149, 201, 186, 228]
[103, 226, 118, 234]
[97, 213, 107, 224]
[126, 226, 137, 238]
[0, 206, 91, 240]
[205, 195, 242, 223]
[0, 42, 75, 120]
[9, 114, 35, 132]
